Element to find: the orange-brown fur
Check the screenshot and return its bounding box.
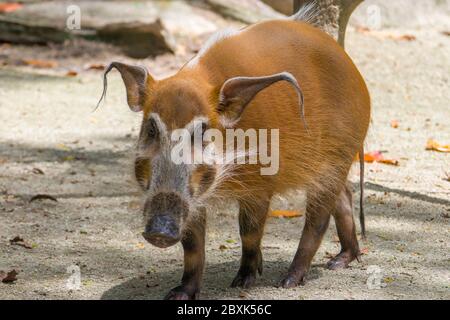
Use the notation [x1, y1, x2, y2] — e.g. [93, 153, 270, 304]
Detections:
[120, 18, 371, 298]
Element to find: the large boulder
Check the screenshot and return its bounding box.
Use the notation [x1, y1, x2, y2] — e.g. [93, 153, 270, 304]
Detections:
[203, 0, 284, 24]
[0, 0, 230, 58]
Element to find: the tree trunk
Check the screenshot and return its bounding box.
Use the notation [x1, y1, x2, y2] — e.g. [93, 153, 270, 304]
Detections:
[294, 0, 363, 48]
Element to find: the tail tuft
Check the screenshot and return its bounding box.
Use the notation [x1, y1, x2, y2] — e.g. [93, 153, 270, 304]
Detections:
[359, 146, 366, 239]
[290, 2, 320, 26]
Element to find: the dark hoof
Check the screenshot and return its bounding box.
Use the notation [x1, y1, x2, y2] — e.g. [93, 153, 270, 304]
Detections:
[327, 251, 359, 270]
[279, 274, 305, 289]
[231, 272, 256, 289]
[231, 252, 263, 289]
[164, 286, 199, 300]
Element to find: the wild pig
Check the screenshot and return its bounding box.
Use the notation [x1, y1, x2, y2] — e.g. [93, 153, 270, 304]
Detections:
[98, 4, 370, 300]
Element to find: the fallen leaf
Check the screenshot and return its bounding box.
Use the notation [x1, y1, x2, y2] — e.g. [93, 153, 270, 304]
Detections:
[356, 28, 416, 41]
[361, 151, 399, 166]
[426, 139, 450, 153]
[136, 243, 145, 249]
[360, 248, 370, 255]
[269, 210, 303, 218]
[395, 34, 416, 41]
[32, 168, 44, 175]
[378, 158, 400, 166]
[442, 31, 450, 36]
[390, 120, 399, 128]
[225, 239, 237, 244]
[22, 59, 58, 69]
[239, 290, 250, 299]
[383, 277, 395, 284]
[0, 3, 23, 13]
[62, 155, 75, 162]
[9, 236, 33, 249]
[362, 151, 383, 163]
[85, 63, 106, 71]
[57, 143, 71, 151]
[0, 270, 18, 283]
[29, 194, 58, 203]
[82, 279, 93, 287]
[66, 70, 78, 77]
[219, 245, 229, 250]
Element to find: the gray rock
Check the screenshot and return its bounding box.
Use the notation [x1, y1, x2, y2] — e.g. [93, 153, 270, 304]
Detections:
[0, 0, 228, 58]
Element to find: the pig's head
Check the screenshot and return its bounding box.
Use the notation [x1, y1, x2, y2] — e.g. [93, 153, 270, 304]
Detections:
[100, 62, 303, 248]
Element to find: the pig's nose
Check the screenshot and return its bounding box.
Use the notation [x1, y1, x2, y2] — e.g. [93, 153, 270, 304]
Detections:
[142, 215, 180, 248]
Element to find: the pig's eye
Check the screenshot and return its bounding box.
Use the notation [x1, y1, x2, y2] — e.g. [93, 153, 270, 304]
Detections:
[147, 119, 158, 140]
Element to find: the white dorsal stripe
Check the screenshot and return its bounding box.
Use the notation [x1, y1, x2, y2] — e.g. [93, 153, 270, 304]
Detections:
[186, 27, 241, 69]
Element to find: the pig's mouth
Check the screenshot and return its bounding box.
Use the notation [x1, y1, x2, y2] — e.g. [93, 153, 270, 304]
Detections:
[142, 232, 180, 248]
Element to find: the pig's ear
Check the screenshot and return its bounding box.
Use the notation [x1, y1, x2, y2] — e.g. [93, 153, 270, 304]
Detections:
[97, 62, 152, 112]
[217, 72, 305, 128]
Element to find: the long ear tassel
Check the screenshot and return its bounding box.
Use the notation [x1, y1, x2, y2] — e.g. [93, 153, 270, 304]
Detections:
[94, 63, 115, 111]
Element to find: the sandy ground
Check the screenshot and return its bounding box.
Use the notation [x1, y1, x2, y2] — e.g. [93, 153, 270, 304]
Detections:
[1, 9, 449, 299]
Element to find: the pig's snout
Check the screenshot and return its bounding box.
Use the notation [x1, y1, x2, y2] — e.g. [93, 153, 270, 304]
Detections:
[143, 215, 180, 248]
[142, 192, 188, 248]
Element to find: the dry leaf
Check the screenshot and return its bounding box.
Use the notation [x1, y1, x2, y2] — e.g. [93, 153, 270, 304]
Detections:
[378, 158, 400, 166]
[362, 151, 399, 166]
[0, 270, 18, 283]
[269, 210, 303, 218]
[57, 143, 71, 151]
[395, 34, 416, 41]
[136, 243, 145, 249]
[426, 139, 450, 153]
[360, 248, 370, 255]
[9, 236, 33, 249]
[441, 31, 450, 36]
[0, 3, 23, 13]
[63, 155, 75, 162]
[390, 120, 399, 128]
[66, 70, 78, 77]
[383, 277, 395, 284]
[22, 59, 58, 69]
[29, 194, 58, 203]
[356, 27, 416, 41]
[85, 63, 106, 71]
[219, 245, 229, 250]
[32, 168, 44, 175]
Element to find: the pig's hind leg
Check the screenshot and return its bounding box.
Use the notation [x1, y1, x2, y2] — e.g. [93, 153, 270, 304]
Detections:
[231, 198, 270, 289]
[165, 208, 206, 300]
[327, 183, 361, 270]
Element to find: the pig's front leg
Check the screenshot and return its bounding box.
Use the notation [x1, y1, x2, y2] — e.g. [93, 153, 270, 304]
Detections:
[164, 208, 206, 300]
[231, 198, 270, 289]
